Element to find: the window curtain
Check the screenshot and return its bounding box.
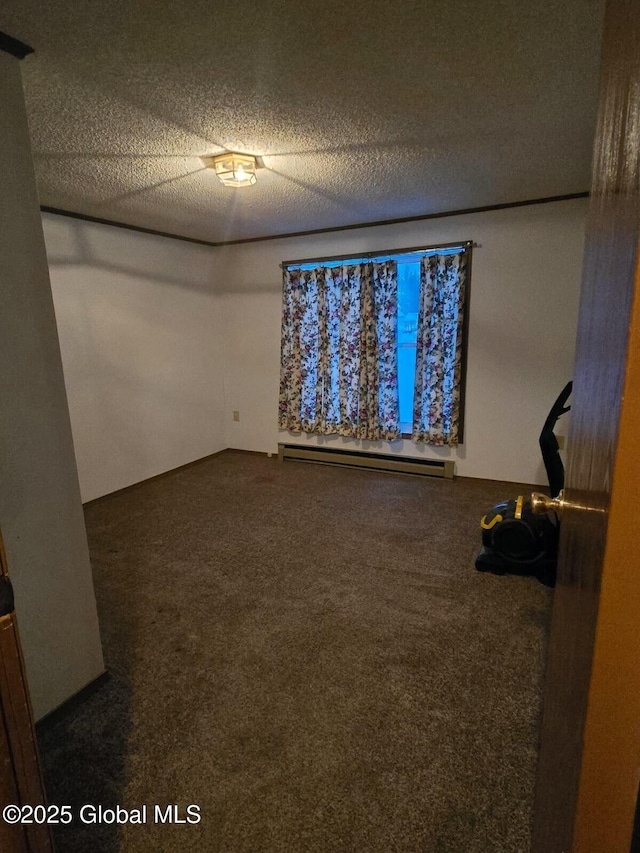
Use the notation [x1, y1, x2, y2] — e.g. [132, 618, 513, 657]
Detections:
[412, 251, 467, 446]
[279, 261, 400, 440]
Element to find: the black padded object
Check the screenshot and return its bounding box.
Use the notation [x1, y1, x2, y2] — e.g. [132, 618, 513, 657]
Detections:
[475, 382, 571, 587]
[539, 380, 572, 498]
[492, 520, 538, 560]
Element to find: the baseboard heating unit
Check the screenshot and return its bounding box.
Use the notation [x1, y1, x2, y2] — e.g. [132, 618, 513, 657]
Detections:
[277, 444, 454, 479]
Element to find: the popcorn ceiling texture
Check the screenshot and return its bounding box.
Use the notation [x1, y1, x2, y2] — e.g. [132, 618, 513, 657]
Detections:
[2, 0, 604, 243]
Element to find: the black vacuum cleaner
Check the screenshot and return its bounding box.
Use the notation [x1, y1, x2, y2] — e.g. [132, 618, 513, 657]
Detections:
[474, 381, 572, 587]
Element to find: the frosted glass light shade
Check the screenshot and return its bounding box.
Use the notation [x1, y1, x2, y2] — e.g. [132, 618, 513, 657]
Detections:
[208, 152, 257, 187]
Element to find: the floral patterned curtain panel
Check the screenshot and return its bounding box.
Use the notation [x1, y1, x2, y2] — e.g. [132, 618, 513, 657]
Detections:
[412, 251, 467, 446]
[279, 261, 400, 440]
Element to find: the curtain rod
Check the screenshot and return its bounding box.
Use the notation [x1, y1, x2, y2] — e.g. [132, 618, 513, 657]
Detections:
[280, 239, 475, 269]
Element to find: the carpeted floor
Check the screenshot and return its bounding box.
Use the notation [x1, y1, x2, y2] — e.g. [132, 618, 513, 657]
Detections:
[38, 451, 552, 852]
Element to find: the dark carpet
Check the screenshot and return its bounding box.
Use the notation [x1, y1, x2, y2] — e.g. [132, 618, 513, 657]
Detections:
[38, 451, 552, 852]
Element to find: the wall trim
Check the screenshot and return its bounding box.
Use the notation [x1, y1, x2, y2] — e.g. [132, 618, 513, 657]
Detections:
[0, 32, 34, 59]
[225, 448, 272, 456]
[41, 206, 218, 248]
[82, 449, 227, 507]
[42, 192, 589, 251]
[209, 192, 590, 247]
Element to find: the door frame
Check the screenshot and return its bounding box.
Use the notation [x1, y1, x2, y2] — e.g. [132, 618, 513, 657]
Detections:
[532, 0, 640, 849]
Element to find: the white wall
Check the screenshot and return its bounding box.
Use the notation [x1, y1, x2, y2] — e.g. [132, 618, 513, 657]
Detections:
[219, 199, 587, 485]
[43, 215, 226, 503]
[43, 200, 586, 510]
[0, 52, 104, 720]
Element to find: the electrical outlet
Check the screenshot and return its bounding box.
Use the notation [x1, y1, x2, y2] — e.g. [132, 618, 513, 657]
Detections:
[557, 435, 566, 450]
[233, 410, 240, 422]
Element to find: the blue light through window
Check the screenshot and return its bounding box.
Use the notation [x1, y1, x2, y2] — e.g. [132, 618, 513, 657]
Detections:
[397, 261, 420, 432]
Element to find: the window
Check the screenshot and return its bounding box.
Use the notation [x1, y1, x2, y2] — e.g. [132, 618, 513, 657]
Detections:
[397, 258, 420, 433]
[279, 243, 470, 446]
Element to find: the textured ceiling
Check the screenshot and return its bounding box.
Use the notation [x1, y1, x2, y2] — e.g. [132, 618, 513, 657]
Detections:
[2, 0, 604, 243]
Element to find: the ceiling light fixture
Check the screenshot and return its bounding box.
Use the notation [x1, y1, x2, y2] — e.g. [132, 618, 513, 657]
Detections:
[202, 152, 258, 187]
